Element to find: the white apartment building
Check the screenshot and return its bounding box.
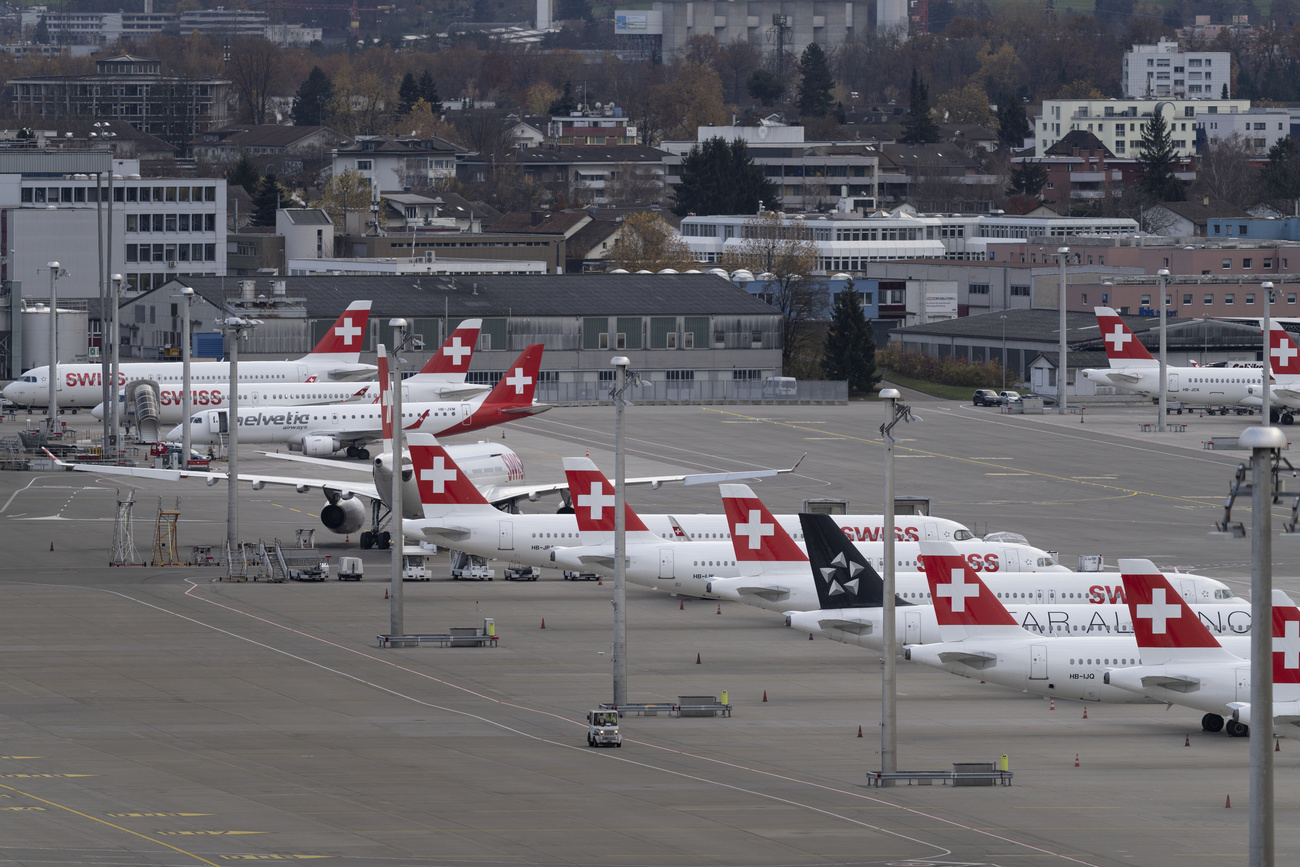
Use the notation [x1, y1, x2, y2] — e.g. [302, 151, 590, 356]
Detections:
[1196, 106, 1290, 154]
[1036, 98, 1250, 157]
[1122, 38, 1231, 99]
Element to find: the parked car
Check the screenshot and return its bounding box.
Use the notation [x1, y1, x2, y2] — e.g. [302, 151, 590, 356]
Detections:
[973, 389, 1000, 407]
[999, 390, 1022, 404]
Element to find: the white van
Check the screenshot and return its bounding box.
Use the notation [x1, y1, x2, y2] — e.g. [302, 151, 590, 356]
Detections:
[763, 376, 797, 398]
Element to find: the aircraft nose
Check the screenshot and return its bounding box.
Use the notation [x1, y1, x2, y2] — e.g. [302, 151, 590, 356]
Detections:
[91, 402, 105, 420]
[164, 424, 184, 441]
[2, 381, 18, 403]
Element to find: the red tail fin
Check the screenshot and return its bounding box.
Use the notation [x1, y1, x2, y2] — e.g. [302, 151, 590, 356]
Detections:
[1118, 560, 1221, 649]
[1269, 323, 1300, 377]
[418, 319, 481, 376]
[1095, 307, 1156, 364]
[309, 300, 371, 356]
[720, 484, 806, 563]
[1273, 591, 1300, 684]
[921, 543, 1018, 627]
[407, 433, 491, 508]
[484, 345, 543, 406]
[560, 457, 649, 532]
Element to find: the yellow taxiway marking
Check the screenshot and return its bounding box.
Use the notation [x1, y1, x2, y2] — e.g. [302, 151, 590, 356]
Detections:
[109, 812, 214, 818]
[0, 782, 224, 866]
[216, 857, 331, 861]
[0, 773, 94, 779]
[0, 757, 42, 760]
[157, 830, 266, 836]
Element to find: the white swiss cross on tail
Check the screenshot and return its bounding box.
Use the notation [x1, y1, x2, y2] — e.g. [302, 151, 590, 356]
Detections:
[577, 481, 615, 520]
[1135, 587, 1181, 633]
[1272, 594, 1300, 683]
[443, 337, 471, 366]
[335, 317, 361, 346]
[936, 567, 981, 612]
[1106, 323, 1131, 354]
[719, 484, 807, 563]
[1095, 307, 1155, 364]
[1118, 560, 1221, 651]
[420, 456, 458, 493]
[505, 367, 532, 395]
[407, 433, 490, 509]
[734, 509, 774, 550]
[1270, 324, 1300, 375]
[918, 542, 1019, 631]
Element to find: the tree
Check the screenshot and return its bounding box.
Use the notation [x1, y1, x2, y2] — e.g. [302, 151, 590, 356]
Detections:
[902, 69, 940, 144]
[936, 81, 995, 127]
[719, 211, 827, 374]
[796, 43, 835, 118]
[1135, 110, 1185, 201]
[604, 162, 663, 203]
[226, 155, 260, 197]
[1006, 162, 1048, 198]
[671, 137, 777, 217]
[226, 37, 282, 125]
[821, 284, 879, 395]
[397, 72, 421, 117]
[252, 171, 282, 227]
[313, 168, 373, 232]
[606, 212, 696, 272]
[747, 70, 785, 107]
[548, 81, 578, 116]
[291, 67, 334, 126]
[648, 61, 727, 140]
[33, 15, 49, 45]
[419, 71, 443, 115]
[997, 99, 1032, 149]
[1193, 133, 1260, 208]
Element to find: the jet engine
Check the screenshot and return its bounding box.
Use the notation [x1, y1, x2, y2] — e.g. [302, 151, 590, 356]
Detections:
[298, 435, 340, 457]
[320, 496, 365, 534]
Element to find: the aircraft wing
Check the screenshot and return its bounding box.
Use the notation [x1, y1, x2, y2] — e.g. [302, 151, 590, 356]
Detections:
[936, 650, 999, 670]
[815, 617, 873, 636]
[257, 452, 372, 471]
[1139, 674, 1201, 693]
[43, 450, 380, 502]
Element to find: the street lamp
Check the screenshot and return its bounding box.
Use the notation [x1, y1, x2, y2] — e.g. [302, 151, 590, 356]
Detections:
[1057, 247, 1069, 415]
[108, 274, 126, 460]
[179, 287, 195, 468]
[611, 355, 631, 707]
[221, 315, 261, 551]
[45, 262, 68, 433]
[1262, 281, 1276, 424]
[1157, 269, 1170, 432]
[1000, 315, 1008, 392]
[389, 320, 407, 641]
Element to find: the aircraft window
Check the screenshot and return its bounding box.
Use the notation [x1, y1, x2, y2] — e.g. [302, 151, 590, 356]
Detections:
[1216, 589, 1234, 599]
[1070, 658, 1075, 664]
[1087, 659, 1092, 664]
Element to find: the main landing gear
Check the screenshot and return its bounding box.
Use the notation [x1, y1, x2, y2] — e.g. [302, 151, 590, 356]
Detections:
[359, 530, 391, 550]
[1202, 712, 1249, 737]
[345, 445, 372, 459]
[1202, 713, 1225, 733]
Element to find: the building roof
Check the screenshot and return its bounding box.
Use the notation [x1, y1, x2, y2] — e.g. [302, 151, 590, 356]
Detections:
[99, 119, 176, 155]
[1030, 350, 1111, 370]
[1151, 198, 1251, 224]
[488, 210, 590, 235]
[170, 274, 779, 320]
[281, 208, 332, 226]
[566, 219, 622, 257]
[890, 308, 1126, 344]
[1043, 130, 1115, 158]
[507, 145, 668, 165]
[200, 124, 348, 149]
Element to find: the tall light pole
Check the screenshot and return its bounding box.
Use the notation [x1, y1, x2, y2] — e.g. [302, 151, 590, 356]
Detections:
[45, 262, 67, 432]
[1000, 315, 1007, 392]
[878, 388, 917, 784]
[1157, 268, 1170, 432]
[1057, 247, 1069, 415]
[1262, 281, 1276, 424]
[109, 275, 125, 459]
[222, 316, 260, 550]
[389, 321, 407, 641]
[1243, 425, 1285, 866]
[612, 355, 630, 707]
[179, 287, 194, 468]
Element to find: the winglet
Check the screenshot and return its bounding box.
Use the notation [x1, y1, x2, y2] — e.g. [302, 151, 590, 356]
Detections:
[1095, 307, 1156, 365]
[1118, 559, 1227, 664]
[800, 512, 903, 610]
[918, 540, 1021, 641]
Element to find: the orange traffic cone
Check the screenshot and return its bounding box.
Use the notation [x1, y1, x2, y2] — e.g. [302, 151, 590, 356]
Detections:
[49, 541, 53, 551]
[695, 653, 701, 664]
[540, 618, 546, 629]
[1050, 698, 1055, 711]
[1277, 738, 1282, 753]
[762, 690, 768, 702]
[856, 725, 863, 738]
[716, 603, 722, 615]
[1082, 706, 1088, 719]
[384, 588, 389, 600]
[809, 633, 814, 640]
[1226, 795, 1232, 808]
[1074, 754, 1080, 768]
[1185, 734, 1191, 747]
[679, 599, 684, 610]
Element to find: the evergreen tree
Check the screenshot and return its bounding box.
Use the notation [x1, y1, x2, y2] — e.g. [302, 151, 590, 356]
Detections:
[226, 155, 261, 197]
[796, 43, 834, 118]
[902, 69, 940, 144]
[746, 70, 785, 107]
[397, 73, 420, 117]
[671, 137, 778, 216]
[1136, 111, 1185, 201]
[996, 99, 1032, 149]
[1006, 162, 1048, 197]
[291, 66, 333, 126]
[821, 284, 879, 395]
[548, 81, 579, 116]
[33, 15, 49, 45]
[1261, 138, 1300, 205]
[418, 71, 442, 115]
[252, 171, 281, 227]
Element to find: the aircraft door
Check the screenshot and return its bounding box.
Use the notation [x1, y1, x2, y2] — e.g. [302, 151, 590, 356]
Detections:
[1002, 548, 1021, 572]
[905, 610, 922, 644]
[213, 410, 228, 434]
[659, 548, 673, 578]
[1168, 373, 1180, 393]
[331, 410, 339, 425]
[1237, 667, 1251, 702]
[498, 521, 514, 551]
[1047, 587, 1056, 603]
[1179, 579, 1197, 602]
[1030, 644, 1048, 680]
[923, 522, 939, 540]
[461, 403, 472, 426]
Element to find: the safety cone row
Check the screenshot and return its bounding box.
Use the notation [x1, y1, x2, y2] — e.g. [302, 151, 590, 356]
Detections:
[384, 588, 389, 600]
[716, 603, 722, 615]
[1226, 795, 1232, 808]
[1049, 698, 1055, 711]
[1185, 734, 1191, 747]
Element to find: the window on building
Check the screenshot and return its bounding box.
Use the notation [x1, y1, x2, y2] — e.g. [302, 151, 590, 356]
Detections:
[1183, 293, 1193, 305]
[1243, 258, 1252, 269]
[1205, 294, 1214, 304]
[1223, 258, 1232, 269]
[1247, 293, 1256, 304]
[1225, 293, 1235, 304]
[969, 283, 991, 295]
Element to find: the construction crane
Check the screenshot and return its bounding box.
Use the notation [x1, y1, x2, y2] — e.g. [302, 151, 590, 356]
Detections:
[271, 0, 396, 35]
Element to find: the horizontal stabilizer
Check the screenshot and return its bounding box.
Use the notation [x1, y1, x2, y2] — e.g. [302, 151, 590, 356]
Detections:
[578, 554, 617, 568]
[937, 650, 999, 669]
[1140, 674, 1202, 693]
[736, 586, 791, 602]
[500, 403, 551, 416]
[415, 525, 471, 542]
[1103, 370, 1144, 382]
[816, 618, 873, 636]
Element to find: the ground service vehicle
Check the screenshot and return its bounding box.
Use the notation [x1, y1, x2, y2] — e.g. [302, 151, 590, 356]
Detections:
[586, 710, 622, 747]
[338, 557, 363, 581]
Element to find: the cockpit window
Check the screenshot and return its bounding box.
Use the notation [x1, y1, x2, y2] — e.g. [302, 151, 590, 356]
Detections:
[953, 529, 973, 541]
[1216, 588, 1235, 599]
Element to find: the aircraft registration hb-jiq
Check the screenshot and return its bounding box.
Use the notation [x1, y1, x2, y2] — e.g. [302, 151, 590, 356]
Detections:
[1080, 307, 1272, 417]
[783, 514, 1252, 651]
[3, 300, 378, 410]
[901, 544, 1249, 722]
[401, 437, 931, 578]
[170, 344, 550, 459]
[89, 319, 490, 425]
[1100, 565, 1300, 738]
[699, 486, 1239, 612]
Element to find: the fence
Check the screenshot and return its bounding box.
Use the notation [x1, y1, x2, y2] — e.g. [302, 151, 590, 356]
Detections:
[535, 379, 847, 406]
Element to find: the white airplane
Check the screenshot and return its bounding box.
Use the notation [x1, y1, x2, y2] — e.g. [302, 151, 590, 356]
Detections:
[902, 542, 1249, 712]
[1103, 564, 1300, 738]
[783, 512, 1253, 649]
[1244, 322, 1300, 423]
[401, 437, 857, 571]
[546, 463, 1070, 599]
[1080, 306, 1263, 415]
[169, 343, 551, 458]
[88, 319, 490, 425]
[4, 300, 377, 409]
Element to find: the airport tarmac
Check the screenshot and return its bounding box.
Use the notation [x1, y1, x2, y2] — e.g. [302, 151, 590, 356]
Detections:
[1, 397, 1297, 865]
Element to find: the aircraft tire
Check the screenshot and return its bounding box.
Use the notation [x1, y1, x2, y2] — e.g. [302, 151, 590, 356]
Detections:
[359, 449, 371, 460]
[359, 531, 373, 550]
[377, 531, 391, 550]
[1202, 713, 1224, 733]
[346, 446, 358, 458]
[1226, 719, 1249, 738]
[1285, 414, 1295, 426]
